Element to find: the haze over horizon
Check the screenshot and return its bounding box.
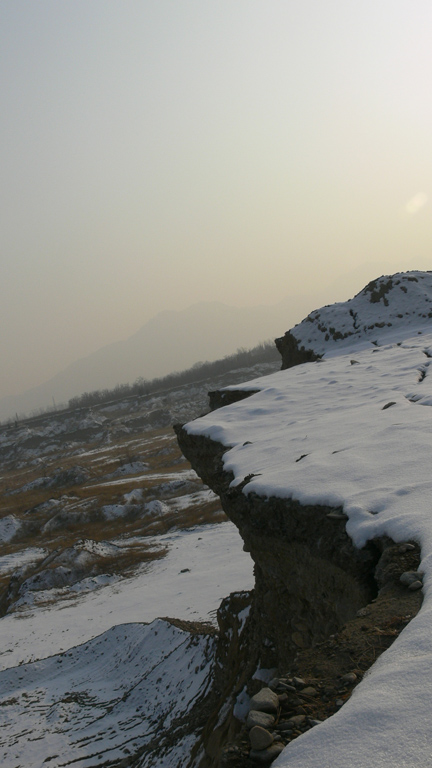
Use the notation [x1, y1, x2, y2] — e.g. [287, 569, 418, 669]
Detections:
[2, 1, 432, 402]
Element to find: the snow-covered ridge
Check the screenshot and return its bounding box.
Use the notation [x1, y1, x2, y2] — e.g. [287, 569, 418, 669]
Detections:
[279, 270, 432, 361]
[182, 272, 432, 767]
[0, 619, 216, 768]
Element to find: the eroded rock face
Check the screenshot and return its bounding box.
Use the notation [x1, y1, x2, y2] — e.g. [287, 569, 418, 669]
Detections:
[208, 389, 260, 411]
[175, 427, 377, 659]
[174, 425, 422, 767]
[175, 427, 374, 765]
[197, 591, 256, 766]
[274, 330, 321, 370]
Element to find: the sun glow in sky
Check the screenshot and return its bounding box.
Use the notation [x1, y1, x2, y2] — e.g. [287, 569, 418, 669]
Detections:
[1, 0, 432, 400]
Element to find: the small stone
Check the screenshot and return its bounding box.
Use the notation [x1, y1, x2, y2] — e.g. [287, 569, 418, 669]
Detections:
[276, 721, 295, 732]
[277, 682, 296, 692]
[309, 719, 323, 727]
[400, 571, 423, 586]
[408, 580, 423, 591]
[249, 726, 274, 750]
[289, 714, 306, 726]
[250, 688, 279, 714]
[247, 710, 276, 730]
[268, 678, 280, 691]
[249, 744, 284, 763]
[292, 677, 305, 688]
[335, 699, 344, 708]
[291, 631, 306, 648]
[356, 607, 370, 617]
[277, 693, 288, 703]
[301, 686, 318, 696]
[341, 672, 357, 684]
[399, 543, 416, 553]
[326, 511, 348, 519]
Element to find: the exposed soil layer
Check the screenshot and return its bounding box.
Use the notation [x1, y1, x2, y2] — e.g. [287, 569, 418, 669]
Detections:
[175, 424, 423, 767]
[274, 330, 321, 369]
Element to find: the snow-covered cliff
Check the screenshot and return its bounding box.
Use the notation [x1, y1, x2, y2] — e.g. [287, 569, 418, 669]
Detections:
[177, 271, 432, 767]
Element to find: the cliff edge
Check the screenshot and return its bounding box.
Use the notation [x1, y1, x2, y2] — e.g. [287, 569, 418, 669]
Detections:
[176, 271, 432, 768]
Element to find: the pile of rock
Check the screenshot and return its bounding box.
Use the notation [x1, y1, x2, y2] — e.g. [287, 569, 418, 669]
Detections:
[245, 677, 327, 764]
[400, 570, 423, 591]
[246, 687, 284, 763]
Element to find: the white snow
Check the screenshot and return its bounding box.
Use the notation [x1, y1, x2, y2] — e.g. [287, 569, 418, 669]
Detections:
[0, 515, 22, 543]
[0, 547, 48, 575]
[79, 539, 121, 557]
[164, 487, 218, 511]
[101, 502, 129, 520]
[187, 337, 432, 551]
[233, 685, 250, 721]
[5, 271, 432, 766]
[0, 619, 215, 768]
[0, 521, 253, 671]
[143, 499, 171, 517]
[100, 489, 214, 521]
[87, 468, 197, 489]
[123, 488, 144, 503]
[183, 285, 432, 767]
[289, 270, 432, 358]
[106, 460, 149, 477]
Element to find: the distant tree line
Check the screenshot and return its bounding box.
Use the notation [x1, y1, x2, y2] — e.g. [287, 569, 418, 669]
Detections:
[0, 341, 280, 428]
[67, 341, 280, 411]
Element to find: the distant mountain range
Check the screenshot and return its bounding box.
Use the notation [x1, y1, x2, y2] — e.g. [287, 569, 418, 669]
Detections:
[0, 295, 317, 421]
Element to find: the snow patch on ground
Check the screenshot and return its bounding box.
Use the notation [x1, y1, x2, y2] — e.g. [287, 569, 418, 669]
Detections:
[101, 503, 129, 520]
[164, 487, 218, 511]
[106, 460, 149, 478]
[88, 469, 198, 489]
[0, 620, 215, 768]
[0, 521, 253, 670]
[143, 499, 171, 517]
[0, 547, 48, 575]
[123, 488, 144, 503]
[0, 515, 22, 543]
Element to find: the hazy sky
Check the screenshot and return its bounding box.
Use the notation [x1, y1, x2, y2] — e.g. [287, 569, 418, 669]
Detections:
[1, 0, 432, 399]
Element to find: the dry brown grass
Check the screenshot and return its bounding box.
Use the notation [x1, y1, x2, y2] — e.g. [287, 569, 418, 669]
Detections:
[0, 422, 228, 617]
[0, 426, 190, 517]
[38, 497, 226, 548]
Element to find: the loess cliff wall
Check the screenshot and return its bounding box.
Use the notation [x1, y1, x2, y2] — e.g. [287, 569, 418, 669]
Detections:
[175, 417, 422, 767]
